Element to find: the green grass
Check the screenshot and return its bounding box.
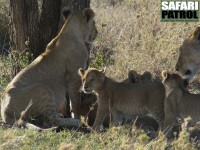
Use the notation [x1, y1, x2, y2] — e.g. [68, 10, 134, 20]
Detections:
[0, 126, 198, 150]
[0, 128, 73, 149]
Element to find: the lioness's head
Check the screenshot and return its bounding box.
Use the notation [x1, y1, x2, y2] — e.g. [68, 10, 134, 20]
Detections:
[63, 7, 98, 43]
[78, 68, 106, 93]
[162, 71, 188, 90]
[175, 26, 200, 80]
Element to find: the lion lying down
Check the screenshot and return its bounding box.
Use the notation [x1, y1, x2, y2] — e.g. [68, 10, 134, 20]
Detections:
[1, 7, 98, 129]
[78, 68, 165, 131]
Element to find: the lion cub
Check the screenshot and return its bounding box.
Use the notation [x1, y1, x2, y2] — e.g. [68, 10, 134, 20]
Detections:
[78, 68, 165, 131]
[162, 71, 200, 129]
[79, 70, 155, 128]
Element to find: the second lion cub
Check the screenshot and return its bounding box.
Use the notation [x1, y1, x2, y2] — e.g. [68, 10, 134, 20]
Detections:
[162, 71, 200, 129]
[78, 68, 165, 131]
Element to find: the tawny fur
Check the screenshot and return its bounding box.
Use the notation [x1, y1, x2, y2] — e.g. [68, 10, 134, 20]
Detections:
[80, 93, 110, 127]
[162, 71, 200, 130]
[175, 26, 200, 80]
[79, 70, 146, 127]
[1, 8, 98, 129]
[128, 70, 153, 83]
[79, 68, 165, 131]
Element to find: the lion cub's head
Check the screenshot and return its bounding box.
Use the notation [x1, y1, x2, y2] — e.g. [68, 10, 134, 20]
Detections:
[162, 71, 188, 90]
[63, 7, 98, 43]
[127, 70, 152, 84]
[78, 68, 106, 93]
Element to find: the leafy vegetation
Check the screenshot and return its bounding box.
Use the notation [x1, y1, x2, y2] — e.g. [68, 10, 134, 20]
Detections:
[0, 126, 198, 150]
[0, 0, 9, 54]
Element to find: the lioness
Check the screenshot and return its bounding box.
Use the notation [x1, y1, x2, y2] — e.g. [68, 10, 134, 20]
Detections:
[78, 68, 165, 131]
[162, 71, 200, 129]
[1, 8, 98, 128]
[175, 26, 200, 80]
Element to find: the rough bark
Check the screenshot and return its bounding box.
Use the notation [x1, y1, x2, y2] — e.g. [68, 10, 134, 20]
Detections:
[9, 0, 39, 77]
[37, 0, 62, 56]
[9, 0, 39, 53]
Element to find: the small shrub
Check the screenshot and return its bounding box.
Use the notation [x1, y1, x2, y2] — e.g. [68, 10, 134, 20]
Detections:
[0, 55, 11, 96]
[0, 0, 9, 54]
[9, 50, 34, 70]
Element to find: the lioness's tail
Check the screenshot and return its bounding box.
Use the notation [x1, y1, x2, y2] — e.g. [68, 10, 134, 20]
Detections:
[17, 100, 57, 132]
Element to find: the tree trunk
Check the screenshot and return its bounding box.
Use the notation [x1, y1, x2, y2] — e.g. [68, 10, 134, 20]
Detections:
[9, 0, 39, 77]
[37, 0, 62, 57]
[9, 0, 39, 54]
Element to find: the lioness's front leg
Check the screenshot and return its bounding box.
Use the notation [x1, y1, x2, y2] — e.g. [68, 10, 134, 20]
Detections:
[68, 73, 82, 119]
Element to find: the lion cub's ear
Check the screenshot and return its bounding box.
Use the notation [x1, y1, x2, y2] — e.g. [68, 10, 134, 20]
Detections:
[128, 70, 138, 83]
[78, 68, 85, 77]
[83, 8, 95, 22]
[193, 26, 200, 40]
[141, 71, 152, 80]
[63, 7, 72, 20]
[161, 70, 169, 80]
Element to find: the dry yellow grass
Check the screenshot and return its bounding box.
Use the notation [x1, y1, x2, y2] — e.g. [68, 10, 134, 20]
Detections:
[91, 0, 199, 80]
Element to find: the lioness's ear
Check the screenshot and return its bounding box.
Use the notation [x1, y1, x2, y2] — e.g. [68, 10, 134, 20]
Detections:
[161, 70, 169, 80]
[63, 7, 72, 20]
[183, 79, 189, 88]
[193, 26, 200, 40]
[128, 70, 138, 83]
[78, 68, 85, 77]
[83, 8, 95, 22]
[100, 67, 106, 74]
